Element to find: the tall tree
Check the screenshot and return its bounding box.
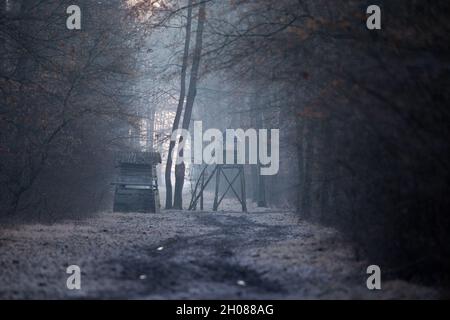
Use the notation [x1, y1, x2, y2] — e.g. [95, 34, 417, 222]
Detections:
[173, 0, 206, 209]
[165, 0, 193, 209]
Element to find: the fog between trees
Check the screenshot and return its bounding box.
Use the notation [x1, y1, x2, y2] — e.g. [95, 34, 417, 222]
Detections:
[1, 0, 449, 285]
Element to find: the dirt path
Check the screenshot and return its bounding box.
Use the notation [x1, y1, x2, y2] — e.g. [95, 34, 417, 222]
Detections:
[0, 208, 438, 299]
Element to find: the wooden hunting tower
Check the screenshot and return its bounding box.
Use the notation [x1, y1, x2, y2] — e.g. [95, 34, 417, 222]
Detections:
[112, 151, 161, 213]
[188, 136, 248, 212]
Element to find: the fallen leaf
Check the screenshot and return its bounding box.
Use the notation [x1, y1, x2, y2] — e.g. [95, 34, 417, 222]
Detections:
[237, 280, 246, 286]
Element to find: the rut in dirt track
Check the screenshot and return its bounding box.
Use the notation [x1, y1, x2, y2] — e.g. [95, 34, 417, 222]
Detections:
[111, 213, 289, 299]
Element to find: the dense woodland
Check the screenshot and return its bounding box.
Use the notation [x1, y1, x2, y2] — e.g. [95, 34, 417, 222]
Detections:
[1, 0, 449, 286]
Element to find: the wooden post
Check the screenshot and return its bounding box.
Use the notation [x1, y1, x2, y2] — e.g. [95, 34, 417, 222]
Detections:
[240, 166, 247, 212]
[200, 170, 205, 210]
[213, 166, 221, 211]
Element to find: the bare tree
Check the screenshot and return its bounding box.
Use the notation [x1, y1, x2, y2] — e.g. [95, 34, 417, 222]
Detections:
[173, 0, 206, 209]
[164, 0, 194, 209]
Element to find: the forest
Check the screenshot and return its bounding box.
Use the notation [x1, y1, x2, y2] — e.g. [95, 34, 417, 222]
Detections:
[0, 0, 449, 299]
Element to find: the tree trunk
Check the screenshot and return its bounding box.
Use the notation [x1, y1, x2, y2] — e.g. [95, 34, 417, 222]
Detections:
[301, 118, 315, 218]
[249, 94, 259, 202]
[319, 118, 333, 221]
[296, 117, 305, 214]
[165, 0, 193, 209]
[255, 101, 267, 207]
[147, 107, 155, 151]
[173, 1, 207, 209]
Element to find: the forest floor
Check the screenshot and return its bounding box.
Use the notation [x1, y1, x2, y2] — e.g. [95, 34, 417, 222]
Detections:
[0, 193, 439, 299]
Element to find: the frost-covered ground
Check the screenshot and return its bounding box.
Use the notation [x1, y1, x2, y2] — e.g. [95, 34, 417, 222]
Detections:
[0, 194, 439, 299]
